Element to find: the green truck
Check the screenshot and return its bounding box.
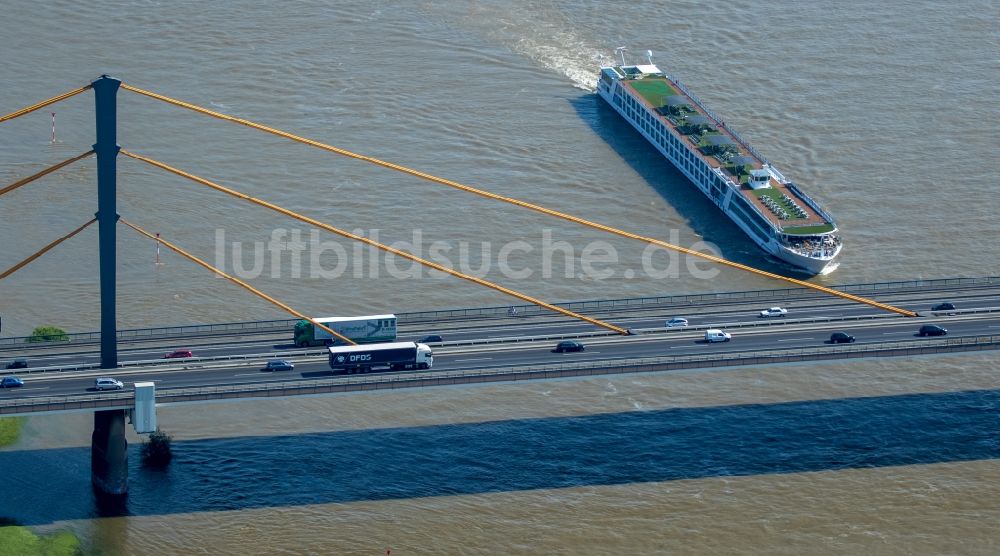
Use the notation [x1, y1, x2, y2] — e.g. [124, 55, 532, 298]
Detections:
[293, 314, 397, 347]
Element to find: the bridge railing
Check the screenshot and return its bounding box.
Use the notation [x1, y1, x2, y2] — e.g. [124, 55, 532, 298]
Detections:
[11, 305, 1000, 376]
[449, 276, 1000, 320]
[1, 276, 997, 349]
[3, 333, 998, 414]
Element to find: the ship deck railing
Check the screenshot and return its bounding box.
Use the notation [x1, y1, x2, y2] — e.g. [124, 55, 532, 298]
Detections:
[766, 165, 788, 184]
[669, 77, 771, 168]
[782, 235, 841, 257]
[786, 183, 835, 223]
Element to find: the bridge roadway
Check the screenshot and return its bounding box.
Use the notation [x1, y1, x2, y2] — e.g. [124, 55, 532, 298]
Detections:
[3, 306, 999, 401]
[4, 285, 999, 369]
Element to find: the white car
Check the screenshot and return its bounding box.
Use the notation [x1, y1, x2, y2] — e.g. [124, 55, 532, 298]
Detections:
[758, 307, 788, 318]
[704, 329, 732, 342]
[665, 317, 689, 328]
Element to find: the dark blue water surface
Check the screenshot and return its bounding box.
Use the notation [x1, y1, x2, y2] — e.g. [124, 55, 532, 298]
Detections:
[1, 389, 997, 525]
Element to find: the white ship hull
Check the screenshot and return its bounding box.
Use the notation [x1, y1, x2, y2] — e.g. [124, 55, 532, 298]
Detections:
[773, 242, 842, 274]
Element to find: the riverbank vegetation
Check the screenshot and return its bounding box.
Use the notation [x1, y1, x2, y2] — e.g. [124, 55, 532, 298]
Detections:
[0, 523, 81, 555]
[0, 417, 23, 447]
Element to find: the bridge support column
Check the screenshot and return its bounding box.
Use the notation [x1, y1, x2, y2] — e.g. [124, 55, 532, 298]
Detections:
[92, 409, 128, 495]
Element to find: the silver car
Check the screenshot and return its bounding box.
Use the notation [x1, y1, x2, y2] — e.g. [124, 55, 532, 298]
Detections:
[94, 377, 124, 391]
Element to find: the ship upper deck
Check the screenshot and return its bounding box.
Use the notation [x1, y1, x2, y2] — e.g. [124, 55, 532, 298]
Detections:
[610, 66, 835, 236]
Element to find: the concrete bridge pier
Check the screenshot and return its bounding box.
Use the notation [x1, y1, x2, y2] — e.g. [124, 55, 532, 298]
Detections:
[91, 409, 128, 495]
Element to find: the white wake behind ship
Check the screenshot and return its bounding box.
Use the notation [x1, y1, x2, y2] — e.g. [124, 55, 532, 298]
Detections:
[596, 49, 842, 274]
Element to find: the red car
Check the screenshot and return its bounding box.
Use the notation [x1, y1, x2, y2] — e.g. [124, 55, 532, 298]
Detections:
[164, 349, 194, 359]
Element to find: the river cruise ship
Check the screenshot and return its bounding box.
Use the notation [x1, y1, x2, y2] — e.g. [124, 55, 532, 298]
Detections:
[597, 53, 841, 274]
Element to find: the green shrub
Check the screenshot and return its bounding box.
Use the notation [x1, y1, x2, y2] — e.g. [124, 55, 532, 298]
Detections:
[141, 428, 173, 467]
[26, 326, 69, 343]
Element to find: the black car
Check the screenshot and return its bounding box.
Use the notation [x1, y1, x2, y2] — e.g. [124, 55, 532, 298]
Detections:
[918, 324, 948, 337]
[830, 332, 856, 344]
[931, 302, 956, 313]
[262, 360, 295, 372]
[5, 359, 27, 370]
[553, 341, 585, 353]
[418, 335, 443, 344]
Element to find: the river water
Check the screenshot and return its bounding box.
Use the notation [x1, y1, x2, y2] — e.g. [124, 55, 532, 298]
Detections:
[1, 0, 998, 553]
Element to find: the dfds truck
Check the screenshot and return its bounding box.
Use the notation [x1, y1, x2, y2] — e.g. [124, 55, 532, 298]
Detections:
[327, 341, 433, 373]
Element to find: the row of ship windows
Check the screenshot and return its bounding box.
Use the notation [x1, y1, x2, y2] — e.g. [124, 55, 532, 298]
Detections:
[617, 92, 725, 197]
[728, 195, 774, 242]
[614, 85, 774, 243]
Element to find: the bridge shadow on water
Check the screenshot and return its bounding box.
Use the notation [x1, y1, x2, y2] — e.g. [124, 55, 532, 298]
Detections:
[568, 94, 794, 276]
[1, 389, 998, 525]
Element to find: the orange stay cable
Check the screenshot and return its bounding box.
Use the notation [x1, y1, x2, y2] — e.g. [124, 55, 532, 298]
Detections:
[0, 218, 96, 281]
[0, 150, 94, 198]
[120, 150, 629, 335]
[0, 85, 92, 123]
[119, 218, 357, 346]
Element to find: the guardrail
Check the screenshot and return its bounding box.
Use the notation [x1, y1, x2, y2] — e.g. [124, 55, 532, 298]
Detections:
[4, 334, 998, 415]
[507, 276, 1000, 319]
[8, 306, 998, 376]
[2, 276, 997, 350]
[3, 348, 330, 376]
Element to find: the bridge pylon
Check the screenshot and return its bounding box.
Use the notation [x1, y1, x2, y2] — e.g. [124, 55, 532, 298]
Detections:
[92, 75, 121, 370]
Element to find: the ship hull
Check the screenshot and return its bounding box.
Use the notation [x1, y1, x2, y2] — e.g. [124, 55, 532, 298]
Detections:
[773, 243, 842, 274]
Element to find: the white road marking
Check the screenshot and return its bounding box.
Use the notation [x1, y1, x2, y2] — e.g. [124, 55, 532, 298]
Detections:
[454, 357, 493, 362]
[883, 331, 912, 335]
[32, 354, 81, 360]
[777, 337, 815, 342]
